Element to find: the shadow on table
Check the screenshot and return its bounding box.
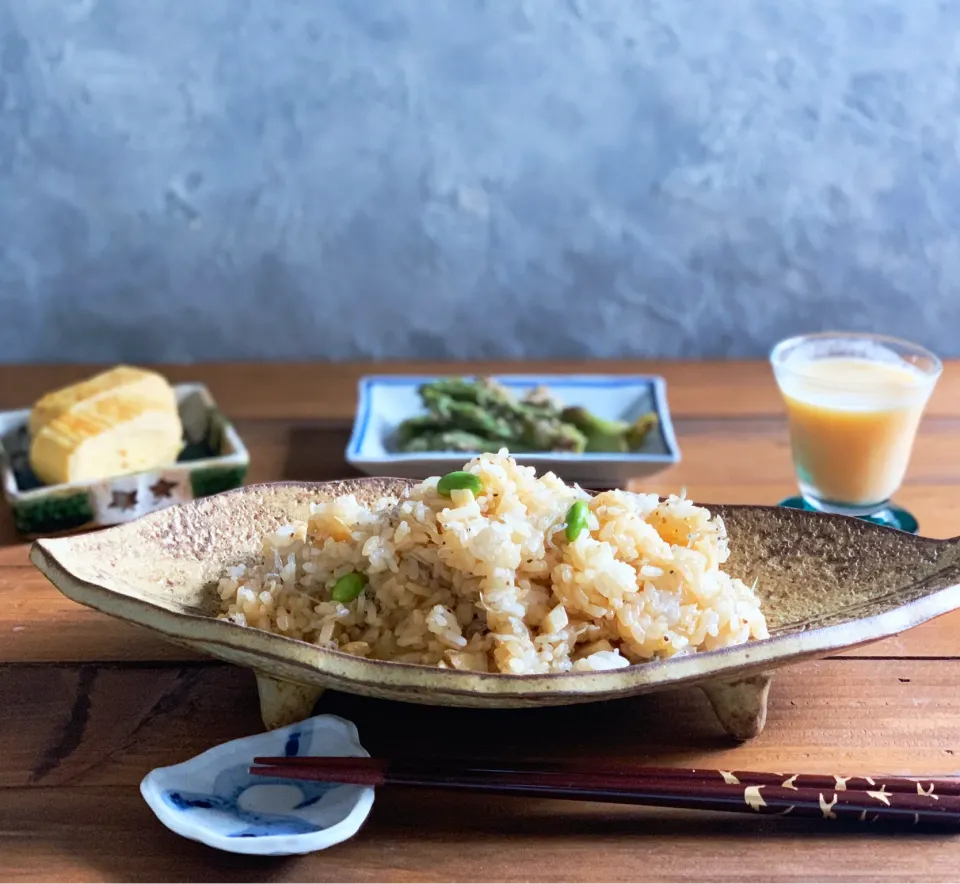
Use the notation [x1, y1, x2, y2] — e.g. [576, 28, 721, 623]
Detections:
[280, 423, 361, 483]
[318, 686, 733, 763]
[364, 787, 959, 839]
[16, 681, 957, 883]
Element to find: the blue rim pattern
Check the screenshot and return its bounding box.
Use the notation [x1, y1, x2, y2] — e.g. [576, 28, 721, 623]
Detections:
[140, 714, 374, 856]
[160, 727, 338, 838]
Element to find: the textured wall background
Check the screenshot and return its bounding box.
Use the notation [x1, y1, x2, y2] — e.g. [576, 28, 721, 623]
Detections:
[1, 0, 958, 363]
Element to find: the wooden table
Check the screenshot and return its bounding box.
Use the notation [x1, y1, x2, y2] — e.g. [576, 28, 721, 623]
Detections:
[3, 361, 959, 883]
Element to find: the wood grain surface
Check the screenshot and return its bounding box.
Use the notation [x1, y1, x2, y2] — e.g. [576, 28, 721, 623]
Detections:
[2, 360, 959, 882]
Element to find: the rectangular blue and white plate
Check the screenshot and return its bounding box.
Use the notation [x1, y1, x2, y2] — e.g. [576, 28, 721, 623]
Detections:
[346, 374, 681, 487]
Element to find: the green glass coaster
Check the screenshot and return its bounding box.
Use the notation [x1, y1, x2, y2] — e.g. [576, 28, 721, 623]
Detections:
[778, 496, 918, 534]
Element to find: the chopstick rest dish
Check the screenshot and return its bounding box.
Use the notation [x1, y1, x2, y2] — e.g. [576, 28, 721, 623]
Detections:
[140, 715, 373, 856]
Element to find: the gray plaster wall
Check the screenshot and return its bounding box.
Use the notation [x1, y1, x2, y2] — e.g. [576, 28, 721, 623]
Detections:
[1, 0, 958, 364]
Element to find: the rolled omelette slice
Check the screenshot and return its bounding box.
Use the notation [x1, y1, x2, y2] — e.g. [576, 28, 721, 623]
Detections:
[28, 365, 178, 437]
[29, 389, 184, 486]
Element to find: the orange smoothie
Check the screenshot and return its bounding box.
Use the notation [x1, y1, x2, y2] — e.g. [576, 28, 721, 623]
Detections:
[778, 357, 932, 507]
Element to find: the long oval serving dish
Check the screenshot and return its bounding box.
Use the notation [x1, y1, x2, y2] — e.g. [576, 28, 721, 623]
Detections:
[30, 480, 960, 741]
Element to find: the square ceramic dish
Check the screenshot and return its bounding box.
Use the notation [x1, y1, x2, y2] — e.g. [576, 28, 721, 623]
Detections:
[0, 382, 249, 537]
[346, 374, 681, 485]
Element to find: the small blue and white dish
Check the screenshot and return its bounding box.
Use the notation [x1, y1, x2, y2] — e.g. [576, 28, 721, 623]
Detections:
[346, 374, 681, 486]
[140, 715, 374, 855]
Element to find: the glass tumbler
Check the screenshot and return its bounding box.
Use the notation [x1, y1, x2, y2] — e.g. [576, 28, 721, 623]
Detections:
[770, 332, 941, 520]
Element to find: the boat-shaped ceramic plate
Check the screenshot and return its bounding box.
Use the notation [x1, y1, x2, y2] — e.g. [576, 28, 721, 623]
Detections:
[30, 479, 960, 741]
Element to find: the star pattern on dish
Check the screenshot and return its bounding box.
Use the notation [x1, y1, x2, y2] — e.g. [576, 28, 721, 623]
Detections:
[109, 489, 138, 511]
[149, 478, 178, 500]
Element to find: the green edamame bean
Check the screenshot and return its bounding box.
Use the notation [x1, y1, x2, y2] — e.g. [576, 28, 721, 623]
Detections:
[331, 571, 367, 603]
[436, 470, 483, 498]
[565, 500, 589, 541]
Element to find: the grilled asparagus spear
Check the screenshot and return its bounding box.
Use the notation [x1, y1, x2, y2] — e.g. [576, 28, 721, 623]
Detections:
[393, 377, 654, 455]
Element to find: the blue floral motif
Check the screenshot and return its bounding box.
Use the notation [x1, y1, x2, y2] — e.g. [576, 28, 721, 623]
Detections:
[161, 728, 338, 838]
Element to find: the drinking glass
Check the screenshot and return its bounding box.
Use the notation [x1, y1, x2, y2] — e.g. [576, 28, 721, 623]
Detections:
[770, 332, 941, 526]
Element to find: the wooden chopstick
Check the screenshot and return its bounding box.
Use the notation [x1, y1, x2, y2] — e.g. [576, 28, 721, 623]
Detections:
[249, 757, 960, 826]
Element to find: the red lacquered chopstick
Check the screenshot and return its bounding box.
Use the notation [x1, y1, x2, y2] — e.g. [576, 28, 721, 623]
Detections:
[249, 757, 960, 826]
[252, 756, 960, 797]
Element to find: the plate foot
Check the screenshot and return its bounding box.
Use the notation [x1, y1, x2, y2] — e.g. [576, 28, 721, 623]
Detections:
[254, 672, 325, 730]
[700, 673, 772, 740]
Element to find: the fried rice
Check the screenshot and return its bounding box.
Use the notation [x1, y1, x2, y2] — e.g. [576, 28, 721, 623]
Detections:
[217, 451, 768, 674]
